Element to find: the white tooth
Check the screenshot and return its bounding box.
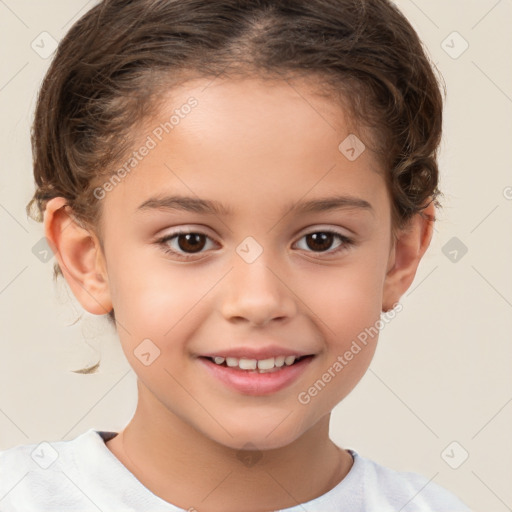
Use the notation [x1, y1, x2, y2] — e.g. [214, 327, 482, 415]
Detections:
[274, 356, 285, 367]
[284, 355, 296, 366]
[239, 358, 257, 370]
[213, 356, 225, 365]
[257, 357, 275, 370]
[226, 357, 239, 367]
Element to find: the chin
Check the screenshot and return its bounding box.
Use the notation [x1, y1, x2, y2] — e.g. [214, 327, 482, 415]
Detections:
[205, 414, 312, 452]
[220, 433, 298, 453]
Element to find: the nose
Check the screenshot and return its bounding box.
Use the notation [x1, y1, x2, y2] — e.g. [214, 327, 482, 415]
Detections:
[220, 254, 297, 327]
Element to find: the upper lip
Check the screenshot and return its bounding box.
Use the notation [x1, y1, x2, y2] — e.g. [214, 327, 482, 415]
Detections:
[200, 345, 315, 360]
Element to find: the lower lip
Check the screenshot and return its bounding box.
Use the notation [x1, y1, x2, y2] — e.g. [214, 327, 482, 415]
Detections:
[199, 356, 315, 396]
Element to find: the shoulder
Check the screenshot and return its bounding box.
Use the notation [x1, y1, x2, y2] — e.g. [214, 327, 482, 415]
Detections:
[0, 429, 117, 511]
[349, 450, 472, 511]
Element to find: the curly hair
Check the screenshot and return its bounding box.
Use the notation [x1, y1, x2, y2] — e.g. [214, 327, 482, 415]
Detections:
[27, 0, 444, 328]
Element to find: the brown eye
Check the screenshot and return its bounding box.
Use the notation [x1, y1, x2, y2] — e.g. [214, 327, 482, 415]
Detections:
[175, 233, 207, 253]
[305, 232, 335, 252]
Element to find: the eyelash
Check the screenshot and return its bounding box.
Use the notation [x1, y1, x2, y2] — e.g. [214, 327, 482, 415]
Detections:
[156, 229, 354, 261]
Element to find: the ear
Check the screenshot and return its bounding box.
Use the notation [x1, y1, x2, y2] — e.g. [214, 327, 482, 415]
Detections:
[44, 197, 113, 316]
[382, 200, 435, 311]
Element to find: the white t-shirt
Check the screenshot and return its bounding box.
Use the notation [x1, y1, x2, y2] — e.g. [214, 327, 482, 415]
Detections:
[0, 429, 471, 511]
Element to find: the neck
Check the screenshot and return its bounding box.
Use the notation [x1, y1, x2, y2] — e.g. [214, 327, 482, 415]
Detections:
[106, 382, 353, 512]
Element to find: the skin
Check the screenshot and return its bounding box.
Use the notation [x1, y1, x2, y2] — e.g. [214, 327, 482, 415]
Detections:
[44, 76, 434, 512]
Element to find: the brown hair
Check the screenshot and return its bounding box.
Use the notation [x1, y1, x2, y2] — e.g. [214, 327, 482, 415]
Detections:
[27, 0, 444, 327]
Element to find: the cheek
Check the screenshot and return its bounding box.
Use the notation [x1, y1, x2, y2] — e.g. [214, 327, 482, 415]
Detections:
[107, 242, 181, 321]
[107, 256, 218, 350]
[303, 252, 388, 339]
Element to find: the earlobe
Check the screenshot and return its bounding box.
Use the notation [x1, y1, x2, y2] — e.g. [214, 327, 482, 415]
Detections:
[382, 201, 435, 311]
[44, 197, 113, 316]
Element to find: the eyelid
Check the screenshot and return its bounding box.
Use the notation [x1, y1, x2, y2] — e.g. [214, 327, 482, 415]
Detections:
[293, 224, 352, 239]
[155, 223, 216, 238]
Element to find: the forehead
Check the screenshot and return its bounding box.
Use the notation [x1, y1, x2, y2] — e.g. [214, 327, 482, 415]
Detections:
[161, 75, 355, 150]
[103, 76, 387, 219]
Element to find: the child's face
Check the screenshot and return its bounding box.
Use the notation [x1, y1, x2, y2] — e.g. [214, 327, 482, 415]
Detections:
[85, 77, 398, 448]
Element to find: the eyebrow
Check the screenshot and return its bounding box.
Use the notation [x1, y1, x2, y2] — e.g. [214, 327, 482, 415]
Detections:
[137, 194, 374, 216]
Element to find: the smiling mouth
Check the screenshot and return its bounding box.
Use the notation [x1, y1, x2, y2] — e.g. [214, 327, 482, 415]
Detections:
[200, 354, 315, 373]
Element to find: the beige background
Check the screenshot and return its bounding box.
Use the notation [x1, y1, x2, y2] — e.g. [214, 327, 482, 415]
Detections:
[0, 1, 511, 510]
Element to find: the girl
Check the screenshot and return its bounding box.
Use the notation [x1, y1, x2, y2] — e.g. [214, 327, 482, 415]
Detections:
[0, 0, 471, 510]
